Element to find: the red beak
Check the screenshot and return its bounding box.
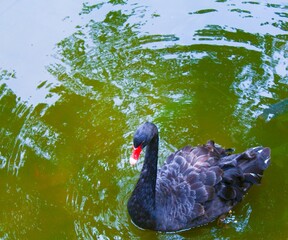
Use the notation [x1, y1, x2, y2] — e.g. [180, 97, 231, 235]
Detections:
[130, 145, 143, 166]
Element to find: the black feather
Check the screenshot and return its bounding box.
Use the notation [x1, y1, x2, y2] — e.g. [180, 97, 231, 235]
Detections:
[204, 171, 217, 186]
[218, 186, 237, 200]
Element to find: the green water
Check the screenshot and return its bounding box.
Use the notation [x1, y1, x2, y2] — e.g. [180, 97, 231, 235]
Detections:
[0, 0, 288, 239]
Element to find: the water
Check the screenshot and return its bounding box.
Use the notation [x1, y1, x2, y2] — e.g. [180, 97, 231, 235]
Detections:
[0, 0, 287, 239]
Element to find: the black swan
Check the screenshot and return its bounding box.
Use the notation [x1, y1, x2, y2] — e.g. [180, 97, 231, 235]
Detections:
[127, 122, 271, 232]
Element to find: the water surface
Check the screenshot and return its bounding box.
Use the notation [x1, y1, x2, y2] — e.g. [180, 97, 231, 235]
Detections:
[0, 0, 288, 239]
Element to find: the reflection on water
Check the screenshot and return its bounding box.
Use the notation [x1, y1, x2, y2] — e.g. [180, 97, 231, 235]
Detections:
[0, 0, 288, 239]
[225, 204, 252, 233]
[0, 81, 59, 175]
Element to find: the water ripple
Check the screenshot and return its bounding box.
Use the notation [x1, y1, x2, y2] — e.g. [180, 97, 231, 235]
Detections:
[0, 81, 59, 175]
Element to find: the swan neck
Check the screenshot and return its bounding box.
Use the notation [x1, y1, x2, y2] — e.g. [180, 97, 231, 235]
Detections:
[128, 134, 159, 229]
[142, 134, 158, 196]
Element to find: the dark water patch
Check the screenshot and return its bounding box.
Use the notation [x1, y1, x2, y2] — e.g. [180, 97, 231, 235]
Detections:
[242, 1, 260, 5]
[230, 8, 250, 14]
[266, 3, 288, 10]
[275, 11, 288, 18]
[189, 9, 218, 15]
[259, 98, 288, 122]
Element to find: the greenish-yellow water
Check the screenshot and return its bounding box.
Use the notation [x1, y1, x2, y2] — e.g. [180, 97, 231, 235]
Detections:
[0, 0, 288, 239]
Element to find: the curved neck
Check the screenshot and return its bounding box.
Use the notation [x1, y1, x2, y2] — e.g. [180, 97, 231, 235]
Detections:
[128, 134, 159, 229]
[141, 134, 159, 199]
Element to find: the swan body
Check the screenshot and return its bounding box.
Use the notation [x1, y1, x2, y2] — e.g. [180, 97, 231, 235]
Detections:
[127, 122, 271, 232]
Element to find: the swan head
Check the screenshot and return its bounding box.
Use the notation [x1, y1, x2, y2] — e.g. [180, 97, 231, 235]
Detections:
[130, 122, 158, 166]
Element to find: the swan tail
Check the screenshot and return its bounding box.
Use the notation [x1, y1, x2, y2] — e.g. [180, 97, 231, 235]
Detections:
[238, 147, 271, 185]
